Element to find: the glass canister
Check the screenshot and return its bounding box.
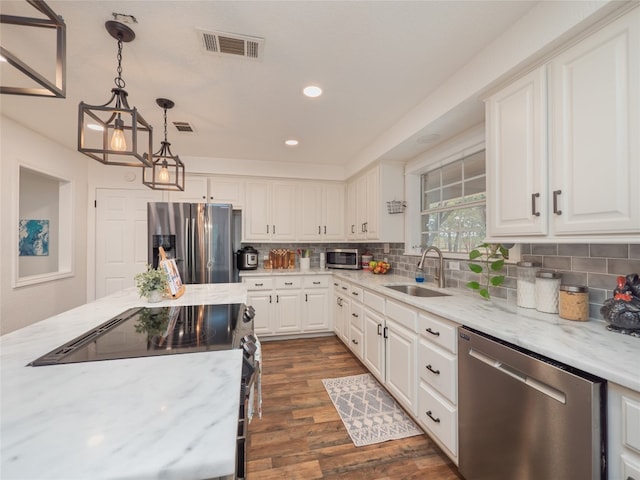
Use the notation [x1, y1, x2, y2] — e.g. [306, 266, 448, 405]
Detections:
[535, 272, 561, 313]
[559, 285, 589, 321]
[517, 261, 541, 308]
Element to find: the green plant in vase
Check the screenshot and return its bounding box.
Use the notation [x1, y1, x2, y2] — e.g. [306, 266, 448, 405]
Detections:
[466, 243, 508, 299]
[134, 264, 168, 302]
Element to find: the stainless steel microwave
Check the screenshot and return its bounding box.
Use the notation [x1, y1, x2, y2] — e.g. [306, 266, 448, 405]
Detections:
[326, 248, 360, 270]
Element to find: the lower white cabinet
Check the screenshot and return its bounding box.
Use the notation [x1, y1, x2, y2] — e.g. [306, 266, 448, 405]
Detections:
[244, 274, 332, 336]
[385, 318, 417, 415]
[418, 382, 458, 457]
[608, 382, 640, 480]
[363, 307, 385, 382]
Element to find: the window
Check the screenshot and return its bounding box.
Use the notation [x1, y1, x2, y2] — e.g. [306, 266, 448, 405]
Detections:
[420, 150, 485, 254]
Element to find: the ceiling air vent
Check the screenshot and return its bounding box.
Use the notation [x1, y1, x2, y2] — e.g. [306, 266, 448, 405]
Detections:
[197, 29, 264, 60]
[173, 121, 195, 133]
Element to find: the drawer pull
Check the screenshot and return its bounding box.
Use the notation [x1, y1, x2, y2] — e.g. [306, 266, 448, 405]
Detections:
[352, 291, 359, 296]
[255, 283, 263, 287]
[313, 281, 321, 285]
[352, 339, 359, 345]
[342, 286, 348, 290]
[426, 410, 441, 424]
[352, 313, 359, 318]
[333, 282, 339, 286]
[426, 364, 440, 375]
[285, 282, 293, 286]
[426, 327, 440, 337]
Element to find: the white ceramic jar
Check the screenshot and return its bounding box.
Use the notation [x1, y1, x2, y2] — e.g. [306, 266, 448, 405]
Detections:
[535, 272, 561, 313]
[517, 262, 541, 308]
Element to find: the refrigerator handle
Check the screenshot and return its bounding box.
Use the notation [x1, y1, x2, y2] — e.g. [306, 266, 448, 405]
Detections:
[185, 216, 192, 284]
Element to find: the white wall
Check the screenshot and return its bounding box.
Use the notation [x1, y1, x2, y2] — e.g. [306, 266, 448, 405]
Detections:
[0, 116, 89, 334]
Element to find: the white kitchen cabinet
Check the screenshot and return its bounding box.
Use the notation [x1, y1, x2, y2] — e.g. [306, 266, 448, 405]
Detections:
[333, 280, 350, 344]
[346, 283, 364, 359]
[245, 277, 275, 335]
[385, 318, 417, 415]
[417, 311, 459, 462]
[363, 306, 385, 383]
[298, 182, 345, 241]
[608, 382, 640, 480]
[244, 181, 297, 241]
[302, 275, 331, 332]
[485, 7, 640, 242]
[345, 164, 404, 242]
[168, 175, 245, 207]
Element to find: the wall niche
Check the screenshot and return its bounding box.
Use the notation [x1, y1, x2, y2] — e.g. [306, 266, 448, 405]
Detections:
[15, 166, 73, 286]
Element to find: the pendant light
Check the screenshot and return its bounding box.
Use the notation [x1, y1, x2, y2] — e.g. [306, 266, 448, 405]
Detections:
[77, 20, 152, 167]
[142, 98, 185, 191]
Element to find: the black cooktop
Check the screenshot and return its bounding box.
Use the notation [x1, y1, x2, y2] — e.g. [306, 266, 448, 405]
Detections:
[30, 303, 251, 366]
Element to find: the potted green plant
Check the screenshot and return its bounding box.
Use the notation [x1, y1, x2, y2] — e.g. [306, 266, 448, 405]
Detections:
[466, 243, 508, 299]
[134, 264, 168, 302]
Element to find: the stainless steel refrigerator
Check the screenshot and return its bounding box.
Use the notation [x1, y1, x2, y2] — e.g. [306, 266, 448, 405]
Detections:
[147, 202, 240, 284]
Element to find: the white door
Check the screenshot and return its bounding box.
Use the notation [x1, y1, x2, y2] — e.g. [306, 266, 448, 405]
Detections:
[95, 188, 162, 299]
[363, 308, 385, 382]
[274, 289, 302, 333]
[303, 289, 329, 331]
[247, 290, 274, 335]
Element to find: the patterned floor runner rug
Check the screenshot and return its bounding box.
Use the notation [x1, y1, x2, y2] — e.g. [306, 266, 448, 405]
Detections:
[322, 373, 423, 447]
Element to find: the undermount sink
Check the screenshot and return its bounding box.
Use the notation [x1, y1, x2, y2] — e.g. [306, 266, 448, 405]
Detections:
[384, 284, 450, 298]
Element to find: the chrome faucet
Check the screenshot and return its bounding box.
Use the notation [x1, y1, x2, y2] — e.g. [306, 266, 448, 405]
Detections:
[417, 246, 446, 288]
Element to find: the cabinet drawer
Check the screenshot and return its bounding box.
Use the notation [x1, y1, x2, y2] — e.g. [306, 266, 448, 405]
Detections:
[418, 339, 457, 404]
[364, 290, 385, 314]
[349, 285, 364, 303]
[418, 382, 457, 457]
[303, 275, 330, 288]
[275, 276, 303, 289]
[244, 277, 274, 290]
[386, 300, 417, 332]
[419, 312, 458, 353]
[349, 324, 364, 359]
[623, 394, 640, 453]
[350, 303, 364, 330]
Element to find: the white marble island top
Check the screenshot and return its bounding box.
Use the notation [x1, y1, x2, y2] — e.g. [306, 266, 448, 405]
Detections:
[334, 270, 640, 392]
[1, 284, 248, 480]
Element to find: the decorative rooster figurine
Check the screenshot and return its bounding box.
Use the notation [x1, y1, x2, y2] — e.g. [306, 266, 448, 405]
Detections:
[600, 273, 640, 331]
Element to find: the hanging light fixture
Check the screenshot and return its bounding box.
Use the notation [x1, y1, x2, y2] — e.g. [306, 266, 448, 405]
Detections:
[77, 20, 152, 167]
[142, 98, 185, 191]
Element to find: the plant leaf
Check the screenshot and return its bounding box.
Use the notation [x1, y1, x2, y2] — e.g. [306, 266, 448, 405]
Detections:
[468, 263, 483, 274]
[466, 281, 480, 290]
[469, 249, 482, 260]
[479, 288, 490, 299]
[491, 259, 505, 271]
[499, 245, 509, 259]
[491, 275, 505, 286]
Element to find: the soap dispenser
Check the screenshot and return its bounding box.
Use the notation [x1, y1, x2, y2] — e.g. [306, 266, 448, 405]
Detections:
[415, 263, 425, 283]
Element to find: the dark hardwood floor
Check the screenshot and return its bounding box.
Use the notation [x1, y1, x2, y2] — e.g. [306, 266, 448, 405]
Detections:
[247, 336, 463, 480]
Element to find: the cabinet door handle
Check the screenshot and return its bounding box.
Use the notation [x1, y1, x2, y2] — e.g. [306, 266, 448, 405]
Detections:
[318, 226, 321, 234]
[383, 326, 388, 339]
[269, 295, 272, 304]
[426, 327, 440, 337]
[324, 226, 327, 234]
[305, 294, 308, 302]
[351, 224, 355, 234]
[377, 324, 382, 335]
[266, 224, 269, 234]
[531, 192, 540, 216]
[426, 364, 440, 375]
[363, 222, 368, 232]
[273, 225, 276, 234]
[276, 295, 279, 303]
[553, 190, 562, 215]
[426, 411, 441, 424]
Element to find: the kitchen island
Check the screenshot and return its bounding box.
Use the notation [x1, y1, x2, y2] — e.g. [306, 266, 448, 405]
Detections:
[0, 284, 247, 480]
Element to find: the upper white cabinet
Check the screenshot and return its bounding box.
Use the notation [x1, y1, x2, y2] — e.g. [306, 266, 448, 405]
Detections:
[298, 182, 345, 241]
[168, 175, 245, 207]
[346, 163, 404, 242]
[244, 181, 297, 241]
[486, 7, 640, 242]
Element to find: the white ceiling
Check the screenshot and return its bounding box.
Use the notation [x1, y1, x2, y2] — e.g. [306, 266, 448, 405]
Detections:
[1, 0, 538, 173]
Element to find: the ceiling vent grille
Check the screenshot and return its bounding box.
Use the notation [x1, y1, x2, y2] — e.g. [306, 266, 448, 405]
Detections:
[197, 29, 264, 60]
[173, 121, 195, 133]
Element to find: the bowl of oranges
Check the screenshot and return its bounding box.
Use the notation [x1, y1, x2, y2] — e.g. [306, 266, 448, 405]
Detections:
[368, 260, 391, 274]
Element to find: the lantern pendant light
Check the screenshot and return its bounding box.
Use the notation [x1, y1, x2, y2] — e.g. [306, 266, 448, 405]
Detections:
[77, 21, 152, 167]
[142, 98, 185, 191]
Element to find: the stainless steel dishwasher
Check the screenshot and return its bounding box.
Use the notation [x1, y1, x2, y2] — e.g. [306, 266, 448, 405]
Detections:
[458, 326, 606, 480]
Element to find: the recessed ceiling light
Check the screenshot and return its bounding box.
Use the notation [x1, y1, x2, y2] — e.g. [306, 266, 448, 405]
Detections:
[303, 85, 322, 98]
[285, 139, 299, 147]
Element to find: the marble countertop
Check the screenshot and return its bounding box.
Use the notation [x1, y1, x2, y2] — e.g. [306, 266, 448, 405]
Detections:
[239, 267, 333, 277]
[0, 283, 248, 480]
[333, 270, 640, 392]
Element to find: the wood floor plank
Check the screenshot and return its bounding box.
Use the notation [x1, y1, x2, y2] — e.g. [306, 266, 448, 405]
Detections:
[247, 335, 462, 479]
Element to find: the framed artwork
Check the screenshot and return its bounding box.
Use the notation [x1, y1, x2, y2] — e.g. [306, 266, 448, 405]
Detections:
[19, 219, 49, 256]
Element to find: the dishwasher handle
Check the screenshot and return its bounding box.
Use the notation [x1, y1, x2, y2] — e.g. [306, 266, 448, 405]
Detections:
[469, 348, 566, 404]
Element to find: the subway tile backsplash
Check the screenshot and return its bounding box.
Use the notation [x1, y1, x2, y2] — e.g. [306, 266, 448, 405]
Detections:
[243, 241, 640, 322]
